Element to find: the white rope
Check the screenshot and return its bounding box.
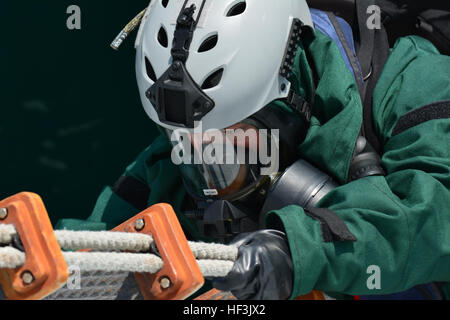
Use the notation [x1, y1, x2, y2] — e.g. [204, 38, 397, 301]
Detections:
[2, 226, 238, 262]
[62, 253, 235, 277]
[0, 247, 26, 269]
[1, 226, 237, 278]
[54, 230, 154, 252]
[0, 225, 16, 244]
[0, 248, 234, 278]
[62, 252, 164, 273]
[197, 260, 234, 278]
[55, 231, 238, 261]
[188, 242, 238, 262]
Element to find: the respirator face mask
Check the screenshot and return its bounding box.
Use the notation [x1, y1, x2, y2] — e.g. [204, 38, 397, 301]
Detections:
[163, 105, 334, 244]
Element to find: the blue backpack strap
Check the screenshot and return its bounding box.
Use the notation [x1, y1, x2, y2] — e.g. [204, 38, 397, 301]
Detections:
[310, 9, 364, 88]
[326, 12, 365, 98]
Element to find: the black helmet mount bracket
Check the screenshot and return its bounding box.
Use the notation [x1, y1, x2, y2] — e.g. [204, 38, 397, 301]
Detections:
[146, 0, 215, 128]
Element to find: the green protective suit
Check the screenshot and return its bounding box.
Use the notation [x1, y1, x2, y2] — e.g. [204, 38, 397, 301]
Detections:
[56, 29, 450, 298]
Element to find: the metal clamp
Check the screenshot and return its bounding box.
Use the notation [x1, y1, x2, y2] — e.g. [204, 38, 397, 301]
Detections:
[0, 193, 68, 300]
[113, 203, 204, 300]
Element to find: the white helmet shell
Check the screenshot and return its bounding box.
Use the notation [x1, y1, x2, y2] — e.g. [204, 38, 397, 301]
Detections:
[136, 0, 314, 131]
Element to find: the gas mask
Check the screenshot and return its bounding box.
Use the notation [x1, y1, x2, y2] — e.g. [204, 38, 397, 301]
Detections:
[173, 106, 383, 243]
[180, 156, 339, 244]
[167, 104, 312, 243]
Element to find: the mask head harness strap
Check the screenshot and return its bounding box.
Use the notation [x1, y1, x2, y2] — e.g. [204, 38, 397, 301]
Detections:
[286, 90, 312, 123]
[146, 0, 215, 128]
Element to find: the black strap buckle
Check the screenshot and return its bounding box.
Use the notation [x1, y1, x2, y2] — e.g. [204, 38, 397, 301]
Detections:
[171, 3, 197, 63]
[186, 200, 258, 244]
[171, 0, 208, 63]
[287, 90, 312, 122]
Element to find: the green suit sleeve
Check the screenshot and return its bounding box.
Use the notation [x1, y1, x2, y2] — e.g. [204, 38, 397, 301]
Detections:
[55, 135, 206, 240]
[267, 171, 450, 297]
[267, 36, 450, 298]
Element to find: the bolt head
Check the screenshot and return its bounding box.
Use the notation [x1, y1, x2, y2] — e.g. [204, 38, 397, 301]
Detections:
[159, 276, 171, 289]
[172, 61, 182, 71]
[204, 101, 212, 109]
[0, 207, 8, 220]
[134, 219, 145, 231]
[21, 271, 34, 285]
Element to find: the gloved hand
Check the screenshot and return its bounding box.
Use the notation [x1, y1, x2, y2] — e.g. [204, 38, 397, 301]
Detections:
[212, 230, 294, 300]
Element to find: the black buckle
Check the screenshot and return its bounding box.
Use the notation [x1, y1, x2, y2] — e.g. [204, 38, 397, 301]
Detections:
[186, 200, 258, 244]
[171, 3, 197, 63]
[287, 90, 312, 122]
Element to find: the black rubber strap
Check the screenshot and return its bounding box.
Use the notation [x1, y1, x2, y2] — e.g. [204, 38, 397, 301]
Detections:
[304, 208, 357, 242]
[392, 100, 450, 136]
[355, 0, 390, 154]
[112, 175, 151, 211]
[361, 25, 389, 154]
[355, 0, 376, 80]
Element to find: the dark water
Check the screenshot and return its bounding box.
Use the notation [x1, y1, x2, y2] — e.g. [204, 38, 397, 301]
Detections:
[0, 1, 159, 224]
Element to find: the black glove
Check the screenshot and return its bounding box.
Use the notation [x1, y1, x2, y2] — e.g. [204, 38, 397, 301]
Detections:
[212, 230, 294, 300]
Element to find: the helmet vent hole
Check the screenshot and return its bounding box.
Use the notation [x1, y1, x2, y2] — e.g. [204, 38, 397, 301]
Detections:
[198, 34, 218, 53]
[145, 57, 157, 82]
[158, 27, 168, 48]
[201, 69, 224, 90]
[226, 1, 246, 17]
[161, 0, 169, 8]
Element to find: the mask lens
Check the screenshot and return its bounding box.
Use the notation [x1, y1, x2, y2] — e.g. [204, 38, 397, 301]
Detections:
[165, 123, 271, 201]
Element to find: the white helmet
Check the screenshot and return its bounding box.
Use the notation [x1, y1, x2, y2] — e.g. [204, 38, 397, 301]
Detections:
[135, 0, 314, 131]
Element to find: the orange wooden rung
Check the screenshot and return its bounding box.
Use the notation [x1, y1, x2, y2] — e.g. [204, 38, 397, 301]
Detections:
[0, 192, 68, 300]
[113, 203, 204, 300]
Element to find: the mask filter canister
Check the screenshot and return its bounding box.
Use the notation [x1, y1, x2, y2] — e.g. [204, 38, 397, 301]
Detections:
[260, 159, 338, 225]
